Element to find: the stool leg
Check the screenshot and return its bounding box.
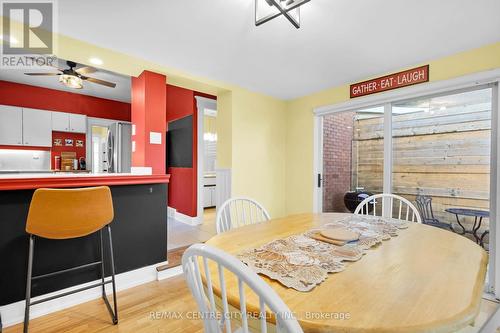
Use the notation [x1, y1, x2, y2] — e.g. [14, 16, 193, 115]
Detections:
[23, 235, 34, 333]
[108, 225, 118, 324]
[99, 230, 106, 298]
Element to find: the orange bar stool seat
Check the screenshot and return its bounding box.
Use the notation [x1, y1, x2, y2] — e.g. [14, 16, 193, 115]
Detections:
[23, 186, 118, 333]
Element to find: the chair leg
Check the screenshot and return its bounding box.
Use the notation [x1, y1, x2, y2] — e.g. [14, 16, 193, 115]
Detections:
[99, 230, 106, 298]
[101, 225, 118, 324]
[23, 235, 35, 333]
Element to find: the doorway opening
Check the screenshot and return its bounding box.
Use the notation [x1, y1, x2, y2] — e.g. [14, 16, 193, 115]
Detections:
[166, 96, 218, 253]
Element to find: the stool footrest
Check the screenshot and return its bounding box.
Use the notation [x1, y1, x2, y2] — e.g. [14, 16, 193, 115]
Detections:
[30, 279, 113, 306]
[32, 261, 103, 281]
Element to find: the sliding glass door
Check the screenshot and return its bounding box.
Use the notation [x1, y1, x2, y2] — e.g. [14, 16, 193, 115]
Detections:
[391, 87, 493, 248]
[321, 107, 384, 213]
[318, 80, 499, 295]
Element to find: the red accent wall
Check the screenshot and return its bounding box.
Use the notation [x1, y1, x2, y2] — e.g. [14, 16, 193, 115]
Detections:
[131, 71, 167, 175]
[0, 80, 131, 121]
[165, 85, 216, 217]
[50, 131, 86, 169]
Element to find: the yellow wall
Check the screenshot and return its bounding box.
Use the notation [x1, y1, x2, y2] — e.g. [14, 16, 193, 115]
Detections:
[231, 90, 287, 217]
[216, 91, 233, 169]
[285, 42, 500, 214]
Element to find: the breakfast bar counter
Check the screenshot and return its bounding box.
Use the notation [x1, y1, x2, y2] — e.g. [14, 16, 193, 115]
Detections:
[0, 172, 170, 314]
[0, 172, 170, 190]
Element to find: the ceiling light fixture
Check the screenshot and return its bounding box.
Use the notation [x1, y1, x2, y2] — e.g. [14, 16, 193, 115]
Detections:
[255, 0, 310, 28]
[59, 74, 83, 89]
[89, 57, 103, 66]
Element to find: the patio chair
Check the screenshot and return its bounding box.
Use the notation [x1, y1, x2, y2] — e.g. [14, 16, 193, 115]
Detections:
[415, 195, 451, 230]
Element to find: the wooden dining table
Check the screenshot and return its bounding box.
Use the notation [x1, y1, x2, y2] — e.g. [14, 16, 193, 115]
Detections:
[205, 213, 488, 333]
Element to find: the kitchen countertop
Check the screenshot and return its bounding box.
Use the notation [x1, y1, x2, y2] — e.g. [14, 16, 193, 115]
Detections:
[0, 172, 170, 190]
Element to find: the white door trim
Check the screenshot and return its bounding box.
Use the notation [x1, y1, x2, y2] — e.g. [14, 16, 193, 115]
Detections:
[492, 82, 500, 297]
[313, 115, 323, 213]
[195, 96, 217, 224]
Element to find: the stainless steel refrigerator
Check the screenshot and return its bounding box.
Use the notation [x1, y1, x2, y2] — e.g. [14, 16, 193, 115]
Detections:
[106, 122, 132, 173]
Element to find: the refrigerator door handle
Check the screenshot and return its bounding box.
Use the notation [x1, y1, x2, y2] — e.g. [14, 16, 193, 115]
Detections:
[106, 128, 114, 173]
[117, 123, 122, 173]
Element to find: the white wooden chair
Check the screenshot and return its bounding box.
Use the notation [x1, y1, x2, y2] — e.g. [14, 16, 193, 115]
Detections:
[182, 243, 303, 333]
[216, 197, 270, 234]
[354, 193, 422, 223]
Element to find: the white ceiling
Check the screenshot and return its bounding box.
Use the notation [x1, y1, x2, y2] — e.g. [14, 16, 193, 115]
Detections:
[57, 0, 500, 100]
[0, 58, 131, 102]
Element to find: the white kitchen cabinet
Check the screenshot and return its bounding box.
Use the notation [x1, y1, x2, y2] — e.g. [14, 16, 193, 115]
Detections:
[22, 108, 52, 147]
[0, 105, 23, 145]
[203, 186, 216, 208]
[51, 112, 87, 133]
[69, 114, 87, 133]
[51, 111, 70, 132]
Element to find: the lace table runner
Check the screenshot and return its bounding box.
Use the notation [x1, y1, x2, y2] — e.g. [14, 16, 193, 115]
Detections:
[237, 215, 409, 292]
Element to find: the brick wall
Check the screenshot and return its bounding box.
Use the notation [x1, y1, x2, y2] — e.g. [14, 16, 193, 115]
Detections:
[322, 112, 355, 212]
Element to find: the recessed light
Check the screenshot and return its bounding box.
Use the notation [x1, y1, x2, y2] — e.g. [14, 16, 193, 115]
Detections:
[89, 57, 103, 66]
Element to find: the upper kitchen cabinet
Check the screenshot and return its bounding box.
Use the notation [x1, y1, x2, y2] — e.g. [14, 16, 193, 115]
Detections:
[0, 105, 23, 145]
[22, 108, 52, 147]
[52, 112, 87, 133]
[69, 114, 87, 133]
[51, 111, 70, 132]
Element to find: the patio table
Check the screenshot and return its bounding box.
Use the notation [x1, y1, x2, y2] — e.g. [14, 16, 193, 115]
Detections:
[445, 208, 489, 247]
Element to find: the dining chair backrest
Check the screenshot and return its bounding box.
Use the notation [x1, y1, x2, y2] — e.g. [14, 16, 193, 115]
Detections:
[354, 193, 422, 223]
[415, 195, 436, 221]
[216, 197, 271, 234]
[182, 243, 303, 333]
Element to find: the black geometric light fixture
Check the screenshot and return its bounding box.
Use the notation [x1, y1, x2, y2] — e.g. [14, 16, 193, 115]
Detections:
[255, 0, 311, 29]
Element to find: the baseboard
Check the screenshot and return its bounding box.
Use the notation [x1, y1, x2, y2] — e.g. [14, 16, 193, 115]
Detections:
[167, 206, 176, 219]
[170, 207, 201, 226]
[157, 266, 183, 281]
[0, 260, 167, 328]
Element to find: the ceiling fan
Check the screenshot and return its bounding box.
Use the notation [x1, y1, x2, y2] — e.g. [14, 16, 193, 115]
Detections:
[24, 60, 116, 89]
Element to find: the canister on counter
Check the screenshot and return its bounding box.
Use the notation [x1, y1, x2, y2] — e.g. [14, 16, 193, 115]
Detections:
[54, 156, 61, 170]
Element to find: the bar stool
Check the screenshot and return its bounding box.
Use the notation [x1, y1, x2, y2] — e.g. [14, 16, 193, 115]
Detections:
[23, 186, 118, 333]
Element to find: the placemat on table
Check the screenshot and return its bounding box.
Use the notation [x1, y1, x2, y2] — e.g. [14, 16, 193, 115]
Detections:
[237, 215, 408, 292]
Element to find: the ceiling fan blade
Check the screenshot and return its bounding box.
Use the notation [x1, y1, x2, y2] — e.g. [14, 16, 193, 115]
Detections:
[83, 76, 116, 88]
[24, 72, 60, 76]
[26, 56, 65, 71]
[76, 66, 97, 75]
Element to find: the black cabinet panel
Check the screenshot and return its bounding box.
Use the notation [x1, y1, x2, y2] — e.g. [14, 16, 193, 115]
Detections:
[0, 183, 167, 305]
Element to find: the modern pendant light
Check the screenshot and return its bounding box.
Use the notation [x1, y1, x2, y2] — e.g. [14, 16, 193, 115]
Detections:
[255, 0, 311, 28]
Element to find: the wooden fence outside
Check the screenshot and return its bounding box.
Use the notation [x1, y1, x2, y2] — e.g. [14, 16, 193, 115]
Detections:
[352, 102, 491, 231]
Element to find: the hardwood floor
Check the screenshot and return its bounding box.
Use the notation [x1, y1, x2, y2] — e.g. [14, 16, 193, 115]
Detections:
[5, 276, 203, 333]
[4, 273, 498, 333]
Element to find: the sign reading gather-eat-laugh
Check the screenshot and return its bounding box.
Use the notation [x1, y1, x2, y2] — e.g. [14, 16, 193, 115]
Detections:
[350, 65, 429, 98]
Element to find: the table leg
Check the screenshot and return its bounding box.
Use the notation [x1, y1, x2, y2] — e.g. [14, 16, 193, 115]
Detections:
[451, 214, 466, 235]
[480, 231, 489, 249]
[472, 217, 483, 244]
